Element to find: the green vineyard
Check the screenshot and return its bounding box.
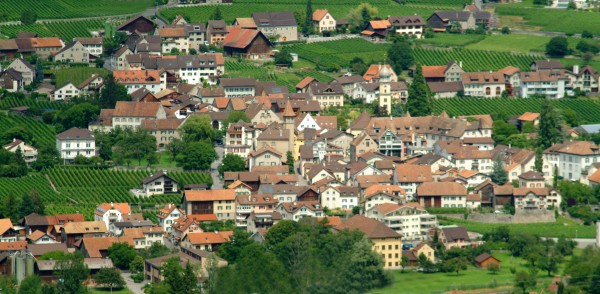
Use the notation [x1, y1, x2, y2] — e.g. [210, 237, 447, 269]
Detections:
[0, 0, 153, 21]
[290, 39, 543, 71]
[46, 167, 211, 205]
[0, 175, 65, 203]
[0, 98, 69, 111]
[0, 112, 56, 148]
[434, 98, 600, 123]
[55, 67, 109, 87]
[0, 19, 106, 41]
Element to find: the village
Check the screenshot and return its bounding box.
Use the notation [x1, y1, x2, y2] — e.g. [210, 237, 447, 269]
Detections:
[0, 0, 600, 293]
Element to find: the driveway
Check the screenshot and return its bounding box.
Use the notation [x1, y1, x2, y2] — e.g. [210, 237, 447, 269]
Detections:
[122, 272, 145, 294]
[211, 146, 224, 189]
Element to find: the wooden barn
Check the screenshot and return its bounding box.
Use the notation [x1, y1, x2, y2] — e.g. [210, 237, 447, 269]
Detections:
[117, 15, 156, 34]
[223, 27, 271, 60]
[474, 253, 501, 268]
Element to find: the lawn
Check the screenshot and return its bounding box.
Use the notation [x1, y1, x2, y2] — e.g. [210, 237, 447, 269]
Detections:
[419, 33, 486, 48]
[373, 252, 556, 294]
[496, 5, 600, 35]
[54, 67, 109, 87]
[439, 216, 596, 239]
[90, 288, 133, 294]
[465, 34, 600, 54]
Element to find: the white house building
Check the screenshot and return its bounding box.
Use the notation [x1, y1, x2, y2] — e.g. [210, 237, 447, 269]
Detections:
[136, 171, 179, 196]
[113, 70, 167, 94]
[543, 140, 600, 182]
[52, 82, 80, 101]
[319, 185, 360, 210]
[518, 70, 567, 99]
[55, 127, 96, 164]
[3, 138, 37, 164]
[462, 72, 506, 97]
[157, 203, 184, 234]
[94, 202, 131, 229]
[366, 202, 437, 241]
[275, 201, 324, 221]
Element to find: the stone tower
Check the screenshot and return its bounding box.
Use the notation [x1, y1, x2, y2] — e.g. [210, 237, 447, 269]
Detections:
[379, 64, 392, 115]
[282, 100, 295, 131]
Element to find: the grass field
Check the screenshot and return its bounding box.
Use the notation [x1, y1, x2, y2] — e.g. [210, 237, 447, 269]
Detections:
[419, 34, 486, 47]
[465, 34, 600, 54]
[496, 4, 600, 35]
[0, 0, 153, 21]
[160, 0, 462, 24]
[90, 288, 133, 294]
[439, 216, 595, 239]
[55, 67, 109, 87]
[374, 252, 556, 294]
[433, 97, 600, 123]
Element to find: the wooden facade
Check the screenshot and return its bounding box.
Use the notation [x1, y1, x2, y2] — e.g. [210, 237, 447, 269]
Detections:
[118, 16, 156, 34]
[224, 32, 271, 60]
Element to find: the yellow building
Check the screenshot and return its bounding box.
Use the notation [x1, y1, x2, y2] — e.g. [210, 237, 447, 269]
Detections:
[335, 215, 402, 269]
[413, 243, 435, 263]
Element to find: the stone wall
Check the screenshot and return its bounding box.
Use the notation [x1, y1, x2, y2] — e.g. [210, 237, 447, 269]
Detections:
[467, 210, 555, 224]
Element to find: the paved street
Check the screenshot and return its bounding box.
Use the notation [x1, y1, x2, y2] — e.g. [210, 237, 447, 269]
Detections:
[122, 272, 146, 294]
[211, 146, 224, 189]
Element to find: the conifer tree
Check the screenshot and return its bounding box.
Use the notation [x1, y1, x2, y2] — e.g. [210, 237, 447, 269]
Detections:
[406, 64, 432, 116]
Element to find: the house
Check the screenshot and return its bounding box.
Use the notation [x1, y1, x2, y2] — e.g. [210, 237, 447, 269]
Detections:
[319, 185, 360, 210]
[335, 215, 402, 269]
[223, 28, 271, 60]
[428, 81, 464, 99]
[417, 182, 467, 208]
[366, 203, 437, 241]
[427, 10, 491, 32]
[117, 15, 156, 34]
[402, 243, 436, 266]
[74, 37, 103, 56]
[141, 54, 225, 85]
[518, 171, 545, 188]
[422, 61, 464, 83]
[308, 82, 344, 109]
[224, 121, 255, 158]
[256, 123, 294, 155]
[36, 258, 113, 281]
[27, 243, 68, 259]
[79, 236, 134, 258]
[518, 70, 568, 98]
[475, 253, 501, 268]
[21, 213, 85, 237]
[394, 164, 433, 198]
[312, 9, 336, 33]
[110, 101, 167, 129]
[388, 16, 425, 38]
[3, 138, 37, 164]
[54, 41, 90, 64]
[513, 188, 551, 210]
[432, 226, 473, 249]
[0, 219, 17, 242]
[275, 201, 324, 221]
[252, 12, 298, 42]
[570, 65, 600, 93]
[220, 77, 256, 97]
[94, 202, 131, 229]
[235, 193, 279, 227]
[207, 20, 228, 45]
[51, 81, 80, 101]
[332, 74, 366, 96]
[517, 112, 540, 128]
[157, 204, 184, 234]
[462, 71, 506, 97]
[144, 250, 227, 283]
[55, 127, 96, 164]
[247, 211, 282, 233]
[78, 74, 104, 96]
[181, 231, 233, 251]
[360, 20, 391, 40]
[109, 220, 155, 236]
[6, 58, 35, 86]
[248, 146, 283, 170]
[123, 227, 164, 249]
[0, 68, 23, 92]
[137, 171, 179, 196]
[27, 230, 59, 244]
[157, 27, 191, 54]
[183, 189, 236, 220]
[113, 70, 167, 94]
[60, 221, 107, 248]
[363, 184, 406, 210]
[31, 37, 65, 58]
[543, 140, 600, 182]
[531, 60, 563, 71]
[363, 64, 398, 82]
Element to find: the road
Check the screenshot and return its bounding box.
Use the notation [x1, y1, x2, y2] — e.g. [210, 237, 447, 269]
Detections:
[122, 272, 146, 294]
[211, 146, 224, 189]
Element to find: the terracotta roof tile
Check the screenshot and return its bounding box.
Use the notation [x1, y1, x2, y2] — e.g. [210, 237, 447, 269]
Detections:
[417, 182, 467, 196]
[186, 231, 233, 245]
[335, 215, 400, 239]
[422, 65, 446, 78]
[185, 189, 236, 201]
[312, 9, 330, 21]
[395, 165, 432, 183]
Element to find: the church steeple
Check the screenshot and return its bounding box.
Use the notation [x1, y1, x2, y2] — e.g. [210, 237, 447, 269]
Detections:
[378, 59, 392, 115]
[283, 100, 295, 130]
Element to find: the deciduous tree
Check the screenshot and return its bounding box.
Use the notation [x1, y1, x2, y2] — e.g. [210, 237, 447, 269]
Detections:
[538, 99, 562, 150]
[55, 253, 89, 294]
[93, 268, 125, 290]
[218, 153, 246, 176]
[108, 242, 138, 270]
[388, 39, 414, 73]
[176, 141, 217, 171]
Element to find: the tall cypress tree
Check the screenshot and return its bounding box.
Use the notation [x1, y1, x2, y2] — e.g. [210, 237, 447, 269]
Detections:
[304, 0, 313, 35]
[489, 156, 508, 185]
[538, 99, 562, 150]
[406, 64, 432, 116]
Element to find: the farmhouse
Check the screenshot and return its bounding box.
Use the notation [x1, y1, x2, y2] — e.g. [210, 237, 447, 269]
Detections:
[6, 58, 35, 86]
[117, 15, 156, 34]
[113, 70, 167, 94]
[223, 28, 271, 60]
[416, 182, 467, 208]
[312, 9, 336, 33]
[252, 12, 298, 42]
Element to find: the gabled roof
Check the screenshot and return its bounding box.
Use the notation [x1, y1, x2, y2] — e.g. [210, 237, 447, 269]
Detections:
[395, 165, 432, 183]
[62, 221, 107, 234]
[312, 9, 330, 21]
[513, 187, 548, 196]
[0, 241, 27, 252]
[441, 226, 470, 242]
[223, 27, 269, 49]
[0, 219, 14, 236]
[56, 127, 94, 140]
[252, 11, 297, 27]
[475, 253, 500, 263]
[249, 145, 283, 157]
[335, 215, 400, 239]
[185, 189, 236, 201]
[117, 15, 156, 30]
[417, 182, 467, 196]
[186, 231, 233, 245]
[113, 101, 162, 117]
[95, 202, 131, 216]
[81, 236, 134, 258]
[296, 77, 316, 89]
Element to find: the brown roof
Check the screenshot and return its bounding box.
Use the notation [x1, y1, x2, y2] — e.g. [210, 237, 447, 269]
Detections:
[475, 253, 499, 263]
[296, 77, 316, 89]
[200, 87, 225, 97]
[417, 182, 467, 196]
[441, 227, 470, 242]
[223, 27, 267, 49]
[395, 165, 432, 183]
[185, 189, 236, 201]
[364, 184, 405, 198]
[0, 241, 27, 252]
[62, 221, 107, 234]
[356, 174, 392, 187]
[518, 112, 540, 121]
[27, 243, 68, 257]
[158, 27, 188, 38]
[186, 231, 233, 245]
[462, 72, 505, 85]
[427, 81, 464, 93]
[466, 193, 480, 202]
[422, 66, 446, 78]
[493, 184, 514, 195]
[74, 37, 102, 45]
[454, 149, 492, 160]
[316, 216, 342, 226]
[499, 66, 520, 76]
[113, 101, 162, 117]
[117, 15, 156, 30]
[141, 118, 183, 130]
[95, 202, 131, 216]
[113, 70, 163, 85]
[56, 127, 94, 140]
[312, 9, 330, 21]
[513, 187, 548, 196]
[249, 145, 283, 157]
[518, 170, 544, 181]
[532, 60, 563, 70]
[27, 230, 53, 241]
[551, 141, 599, 156]
[235, 17, 257, 29]
[363, 64, 394, 81]
[82, 236, 134, 258]
[369, 20, 391, 29]
[520, 70, 568, 83]
[31, 37, 62, 48]
[335, 215, 401, 239]
[237, 194, 278, 205]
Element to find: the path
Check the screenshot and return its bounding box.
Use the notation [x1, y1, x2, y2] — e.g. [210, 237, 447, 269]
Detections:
[122, 272, 145, 294]
[210, 145, 224, 189]
[45, 174, 58, 192]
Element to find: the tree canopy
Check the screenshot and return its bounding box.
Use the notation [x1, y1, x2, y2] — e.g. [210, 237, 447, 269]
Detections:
[538, 99, 562, 150]
[406, 64, 432, 116]
[546, 36, 570, 57]
[218, 153, 246, 176]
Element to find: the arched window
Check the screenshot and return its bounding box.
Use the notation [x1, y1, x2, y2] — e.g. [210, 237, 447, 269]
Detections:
[496, 87, 501, 95]
[485, 87, 491, 95]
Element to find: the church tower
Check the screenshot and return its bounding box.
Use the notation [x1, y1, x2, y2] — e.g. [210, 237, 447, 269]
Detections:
[378, 63, 392, 115]
[282, 100, 295, 131]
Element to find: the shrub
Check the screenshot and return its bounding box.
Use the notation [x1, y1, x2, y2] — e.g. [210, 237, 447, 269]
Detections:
[131, 272, 144, 283]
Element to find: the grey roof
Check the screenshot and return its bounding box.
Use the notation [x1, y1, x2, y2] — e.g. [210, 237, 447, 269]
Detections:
[37, 258, 113, 271]
[208, 20, 228, 33]
[130, 87, 155, 102]
[74, 37, 102, 45]
[309, 82, 343, 95]
[333, 74, 365, 85]
[12, 58, 35, 71]
[388, 15, 425, 26]
[220, 78, 257, 87]
[357, 81, 379, 92]
[532, 60, 563, 70]
[141, 171, 178, 185]
[427, 81, 464, 93]
[56, 127, 94, 140]
[413, 153, 444, 165]
[112, 220, 155, 228]
[1, 68, 23, 80]
[442, 227, 470, 242]
[432, 11, 472, 22]
[252, 12, 297, 27]
[27, 243, 68, 256]
[143, 54, 222, 70]
[575, 124, 600, 134]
